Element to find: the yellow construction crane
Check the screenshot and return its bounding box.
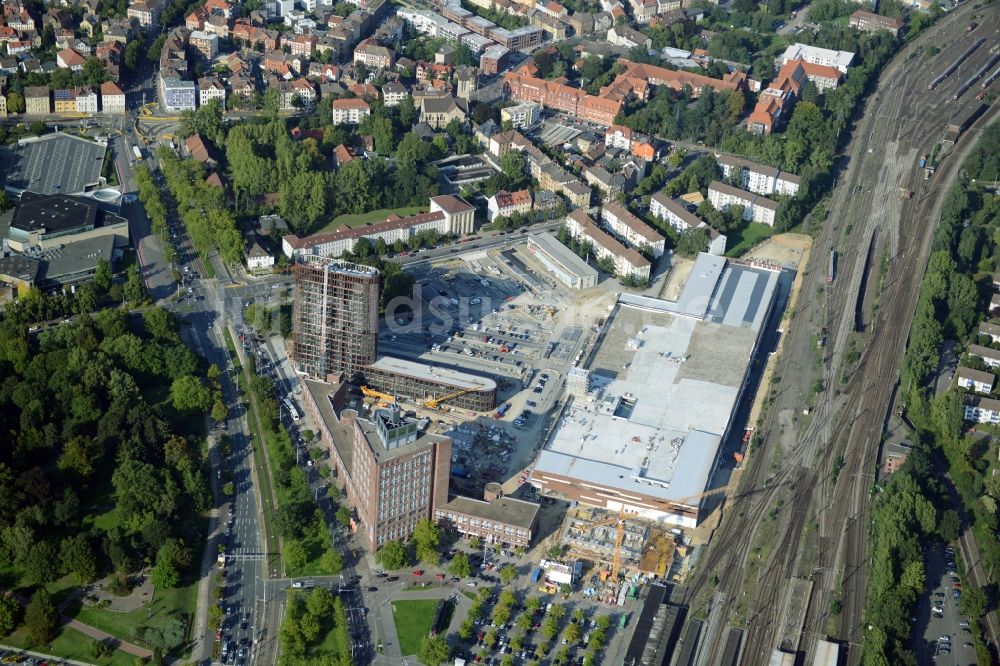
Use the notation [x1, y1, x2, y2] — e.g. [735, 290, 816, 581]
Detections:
[423, 385, 479, 410]
[360, 386, 396, 407]
[583, 485, 731, 581]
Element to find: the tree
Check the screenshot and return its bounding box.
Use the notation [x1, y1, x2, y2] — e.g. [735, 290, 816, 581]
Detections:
[499, 563, 518, 585]
[564, 622, 581, 644]
[124, 265, 145, 303]
[6, 92, 24, 114]
[170, 375, 211, 413]
[959, 586, 987, 618]
[500, 151, 527, 185]
[938, 510, 961, 543]
[320, 547, 344, 574]
[24, 589, 57, 645]
[211, 398, 228, 422]
[336, 505, 353, 528]
[93, 258, 113, 294]
[377, 540, 408, 569]
[419, 635, 450, 665]
[448, 552, 472, 578]
[0, 595, 21, 636]
[91, 639, 114, 659]
[285, 539, 307, 570]
[412, 518, 441, 565]
[144, 307, 178, 341]
[60, 534, 99, 583]
[676, 228, 710, 258]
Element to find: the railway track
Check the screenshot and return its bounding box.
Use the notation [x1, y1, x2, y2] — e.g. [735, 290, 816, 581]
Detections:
[680, 3, 1000, 663]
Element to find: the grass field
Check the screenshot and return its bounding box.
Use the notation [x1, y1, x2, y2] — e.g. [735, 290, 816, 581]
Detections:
[1, 625, 136, 666]
[312, 619, 349, 660]
[725, 222, 774, 258]
[73, 577, 199, 647]
[316, 206, 426, 233]
[391, 599, 439, 656]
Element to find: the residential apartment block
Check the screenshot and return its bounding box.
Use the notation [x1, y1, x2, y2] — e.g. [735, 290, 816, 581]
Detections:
[707, 181, 779, 227]
[100, 81, 126, 114]
[487, 189, 532, 221]
[649, 192, 726, 256]
[127, 0, 166, 26]
[600, 202, 666, 258]
[331, 98, 371, 124]
[159, 75, 196, 112]
[24, 86, 50, 115]
[968, 344, 1000, 369]
[500, 101, 540, 129]
[957, 366, 995, 394]
[716, 155, 800, 196]
[780, 42, 854, 73]
[979, 322, 1000, 344]
[964, 395, 1000, 424]
[565, 209, 650, 284]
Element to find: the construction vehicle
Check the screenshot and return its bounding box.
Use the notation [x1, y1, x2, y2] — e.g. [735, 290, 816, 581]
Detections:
[582, 485, 732, 582]
[360, 386, 396, 408]
[423, 385, 480, 410]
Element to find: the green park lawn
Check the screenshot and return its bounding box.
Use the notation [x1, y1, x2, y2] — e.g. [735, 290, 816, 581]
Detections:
[317, 206, 427, 233]
[725, 222, 774, 258]
[73, 577, 200, 649]
[391, 599, 440, 656]
[2, 625, 136, 666]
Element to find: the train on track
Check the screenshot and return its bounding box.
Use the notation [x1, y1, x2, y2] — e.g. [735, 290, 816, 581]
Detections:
[954, 52, 1000, 100]
[826, 250, 836, 285]
[928, 37, 986, 90]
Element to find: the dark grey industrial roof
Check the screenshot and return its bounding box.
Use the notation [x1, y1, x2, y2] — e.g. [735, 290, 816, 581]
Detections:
[0, 132, 107, 195]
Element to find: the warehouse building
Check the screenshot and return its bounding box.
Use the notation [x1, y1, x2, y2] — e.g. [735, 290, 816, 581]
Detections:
[529, 253, 781, 527]
[526, 232, 599, 290]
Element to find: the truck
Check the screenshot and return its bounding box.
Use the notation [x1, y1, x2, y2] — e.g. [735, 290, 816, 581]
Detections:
[530, 568, 543, 583]
[619, 613, 629, 629]
[132, 145, 143, 161]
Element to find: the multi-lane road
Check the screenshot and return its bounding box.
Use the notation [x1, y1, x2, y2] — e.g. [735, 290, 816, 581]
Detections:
[681, 3, 1000, 664]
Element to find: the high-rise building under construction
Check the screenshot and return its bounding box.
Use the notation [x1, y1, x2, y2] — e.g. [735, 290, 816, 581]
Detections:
[292, 257, 380, 381]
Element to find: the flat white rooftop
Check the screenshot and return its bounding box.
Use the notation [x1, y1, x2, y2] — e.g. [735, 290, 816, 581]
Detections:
[533, 253, 780, 507]
[369, 355, 497, 392]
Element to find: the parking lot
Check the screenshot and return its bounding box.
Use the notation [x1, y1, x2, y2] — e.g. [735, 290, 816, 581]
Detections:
[375, 243, 620, 489]
[913, 543, 975, 664]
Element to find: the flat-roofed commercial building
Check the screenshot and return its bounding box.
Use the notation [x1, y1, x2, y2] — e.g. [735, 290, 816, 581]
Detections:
[292, 258, 381, 382]
[527, 231, 599, 290]
[3, 191, 128, 252]
[363, 356, 497, 412]
[530, 253, 781, 527]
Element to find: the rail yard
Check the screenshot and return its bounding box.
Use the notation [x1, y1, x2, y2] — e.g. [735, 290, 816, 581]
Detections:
[677, 3, 1000, 665]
